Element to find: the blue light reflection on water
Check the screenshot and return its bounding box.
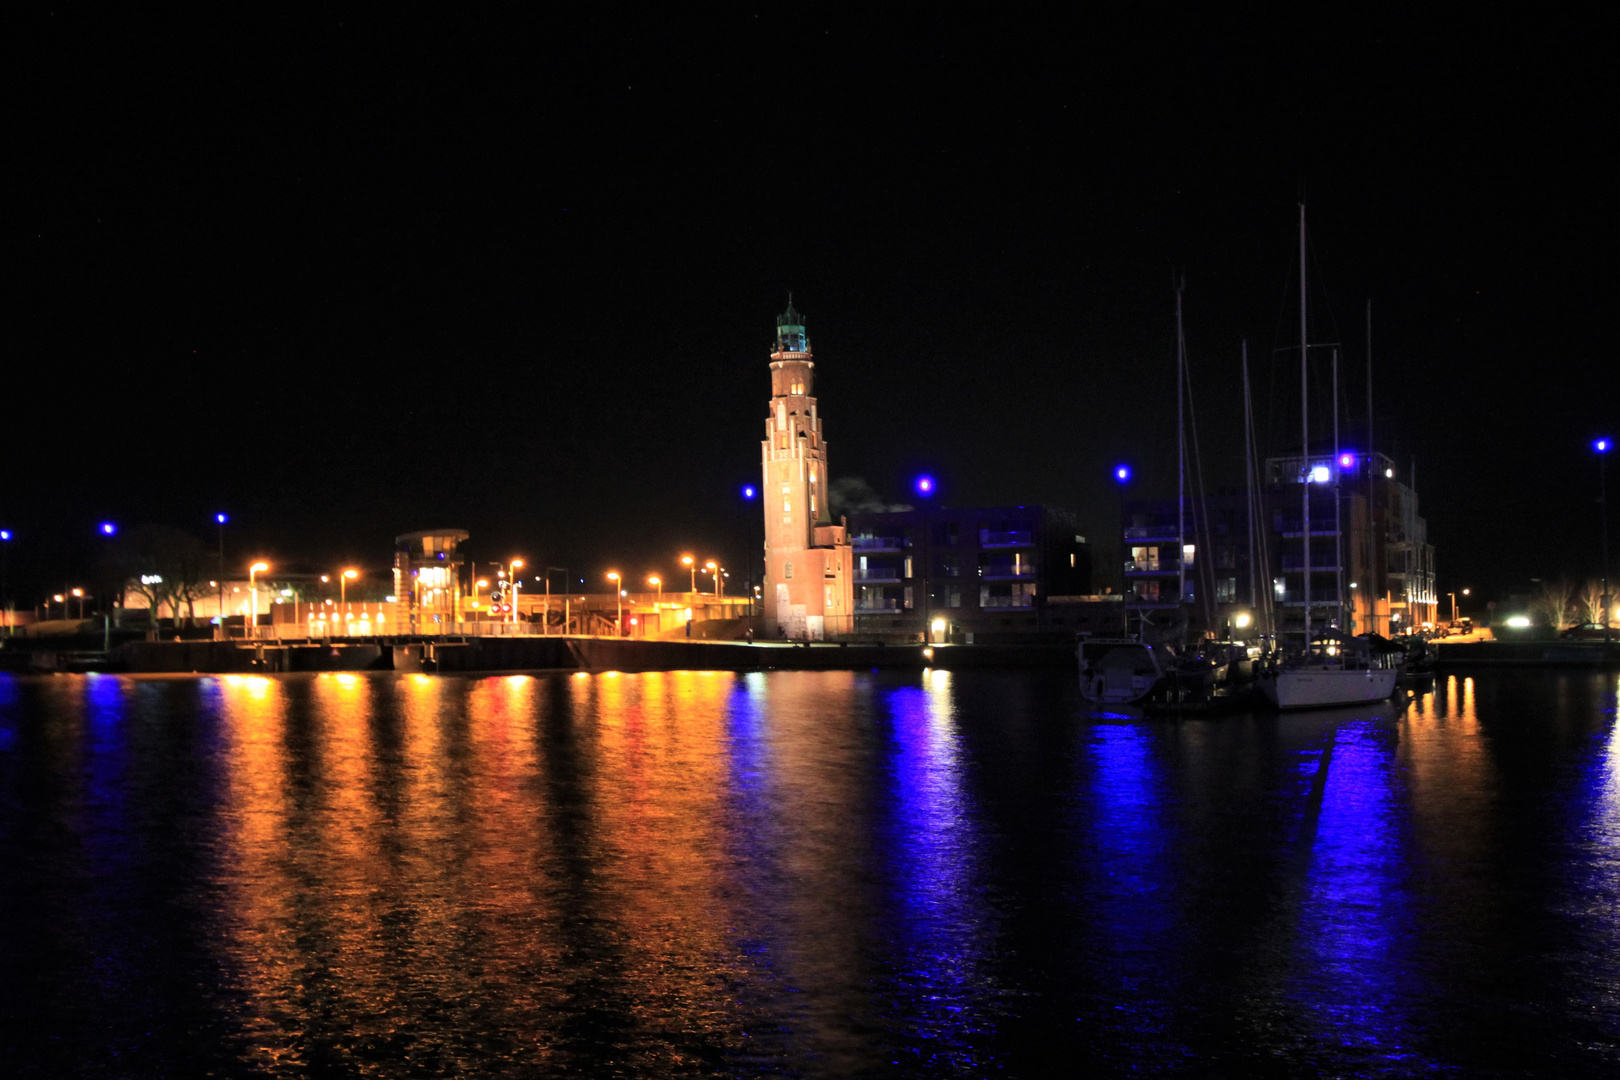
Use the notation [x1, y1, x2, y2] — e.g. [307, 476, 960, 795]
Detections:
[1291, 713, 1426, 1070]
[874, 671, 1000, 1074]
[1077, 718, 1186, 1066]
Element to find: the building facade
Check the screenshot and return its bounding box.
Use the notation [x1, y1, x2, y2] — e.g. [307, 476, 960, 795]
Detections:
[846, 504, 1091, 641]
[760, 302, 854, 639]
[1120, 448, 1437, 642]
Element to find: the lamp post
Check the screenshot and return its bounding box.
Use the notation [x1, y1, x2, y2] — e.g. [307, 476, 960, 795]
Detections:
[607, 571, 622, 635]
[915, 475, 935, 640]
[341, 569, 358, 633]
[248, 562, 269, 639]
[648, 575, 662, 603]
[681, 554, 696, 598]
[1, 529, 12, 634]
[1115, 464, 1132, 634]
[1598, 437, 1612, 646]
[54, 593, 66, 620]
[509, 559, 524, 624]
[215, 513, 227, 631]
[72, 588, 85, 619]
[741, 483, 759, 622]
[705, 560, 720, 599]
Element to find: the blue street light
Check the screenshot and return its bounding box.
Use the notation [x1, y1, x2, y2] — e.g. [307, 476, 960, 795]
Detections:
[1114, 464, 1132, 484]
[1597, 438, 1612, 642]
[216, 512, 228, 524]
[915, 475, 936, 497]
[99, 522, 118, 536]
[741, 484, 757, 500]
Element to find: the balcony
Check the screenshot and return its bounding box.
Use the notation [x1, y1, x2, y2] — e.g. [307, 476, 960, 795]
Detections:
[980, 595, 1033, 609]
[855, 599, 904, 612]
[1124, 525, 1179, 541]
[853, 536, 907, 552]
[981, 565, 1037, 580]
[854, 568, 903, 583]
[1123, 559, 1178, 575]
[979, 529, 1033, 547]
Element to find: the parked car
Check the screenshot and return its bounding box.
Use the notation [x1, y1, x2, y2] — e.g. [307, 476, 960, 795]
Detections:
[1447, 619, 1474, 637]
[1559, 622, 1614, 639]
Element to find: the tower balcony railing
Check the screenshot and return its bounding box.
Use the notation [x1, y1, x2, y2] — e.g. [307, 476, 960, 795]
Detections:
[1124, 525, 1179, 541]
[852, 536, 907, 551]
[980, 595, 1034, 609]
[855, 599, 905, 612]
[854, 568, 903, 582]
[979, 529, 1034, 547]
[981, 565, 1037, 580]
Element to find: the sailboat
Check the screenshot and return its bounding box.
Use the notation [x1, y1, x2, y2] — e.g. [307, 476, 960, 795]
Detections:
[1256, 204, 1400, 710]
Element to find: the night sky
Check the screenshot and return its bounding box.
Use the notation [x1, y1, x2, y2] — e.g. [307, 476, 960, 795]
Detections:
[11, 9, 1612, 605]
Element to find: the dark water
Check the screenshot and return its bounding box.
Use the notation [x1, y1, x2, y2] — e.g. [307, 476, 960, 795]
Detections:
[1, 669, 1617, 1078]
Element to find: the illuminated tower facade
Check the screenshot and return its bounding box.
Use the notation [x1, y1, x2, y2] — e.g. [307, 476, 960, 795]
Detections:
[761, 300, 853, 639]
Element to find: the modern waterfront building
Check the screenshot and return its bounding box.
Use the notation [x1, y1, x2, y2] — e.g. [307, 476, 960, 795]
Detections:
[1120, 448, 1437, 641]
[760, 302, 854, 640]
[845, 504, 1091, 641]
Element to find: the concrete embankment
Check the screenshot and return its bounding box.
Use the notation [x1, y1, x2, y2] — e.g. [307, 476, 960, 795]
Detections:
[1437, 640, 1620, 667]
[34, 636, 1077, 674]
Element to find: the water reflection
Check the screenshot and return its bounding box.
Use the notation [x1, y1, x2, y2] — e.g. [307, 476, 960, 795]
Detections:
[1291, 705, 1422, 1068]
[5, 669, 1620, 1076]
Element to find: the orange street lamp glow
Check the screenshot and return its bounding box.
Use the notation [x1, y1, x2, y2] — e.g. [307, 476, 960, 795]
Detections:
[341, 568, 358, 612]
[681, 554, 695, 594]
[648, 575, 662, 603]
[705, 560, 721, 598]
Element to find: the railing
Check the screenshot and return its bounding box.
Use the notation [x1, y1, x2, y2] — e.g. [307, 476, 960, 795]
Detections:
[981, 565, 1036, 579]
[855, 599, 904, 612]
[979, 530, 1033, 547]
[1124, 526, 1178, 540]
[980, 596, 1033, 609]
[854, 569, 903, 582]
[1123, 559, 1173, 573]
[852, 536, 907, 550]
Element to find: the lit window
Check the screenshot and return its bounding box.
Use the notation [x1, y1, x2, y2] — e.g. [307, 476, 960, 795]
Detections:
[785, 562, 794, 580]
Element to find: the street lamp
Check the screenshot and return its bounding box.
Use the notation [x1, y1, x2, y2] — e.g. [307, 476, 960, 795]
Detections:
[706, 560, 721, 599]
[248, 561, 269, 639]
[681, 554, 696, 597]
[54, 593, 66, 620]
[648, 575, 662, 603]
[71, 588, 85, 619]
[510, 559, 524, 624]
[1597, 437, 1612, 645]
[215, 513, 228, 629]
[0, 529, 11, 634]
[341, 569, 358, 628]
[607, 571, 623, 635]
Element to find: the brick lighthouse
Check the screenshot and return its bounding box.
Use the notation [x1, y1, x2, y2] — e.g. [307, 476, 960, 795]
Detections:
[760, 299, 853, 639]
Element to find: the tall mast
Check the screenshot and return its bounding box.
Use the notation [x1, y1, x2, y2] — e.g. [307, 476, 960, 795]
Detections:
[1366, 299, 1376, 635]
[1299, 203, 1311, 647]
[1243, 341, 1258, 619]
[1333, 348, 1344, 629]
[1176, 276, 1187, 615]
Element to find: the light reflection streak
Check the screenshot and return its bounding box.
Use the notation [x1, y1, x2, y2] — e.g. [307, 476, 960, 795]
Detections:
[1081, 719, 1181, 1054]
[1292, 712, 1421, 1065]
[877, 670, 998, 1073]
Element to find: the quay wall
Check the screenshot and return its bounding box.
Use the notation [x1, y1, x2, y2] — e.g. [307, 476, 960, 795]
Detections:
[58, 636, 1077, 674]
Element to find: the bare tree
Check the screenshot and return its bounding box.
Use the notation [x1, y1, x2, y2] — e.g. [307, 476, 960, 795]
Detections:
[1530, 577, 1578, 630]
[103, 525, 210, 624]
[1576, 579, 1612, 625]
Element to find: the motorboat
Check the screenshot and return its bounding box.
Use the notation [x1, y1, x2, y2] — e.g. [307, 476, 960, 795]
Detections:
[1078, 636, 1168, 705]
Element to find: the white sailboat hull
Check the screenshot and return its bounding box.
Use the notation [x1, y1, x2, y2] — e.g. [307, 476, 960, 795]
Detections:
[1259, 666, 1400, 710]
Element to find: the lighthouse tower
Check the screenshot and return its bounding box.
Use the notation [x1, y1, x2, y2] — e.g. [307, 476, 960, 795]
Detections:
[761, 300, 853, 639]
